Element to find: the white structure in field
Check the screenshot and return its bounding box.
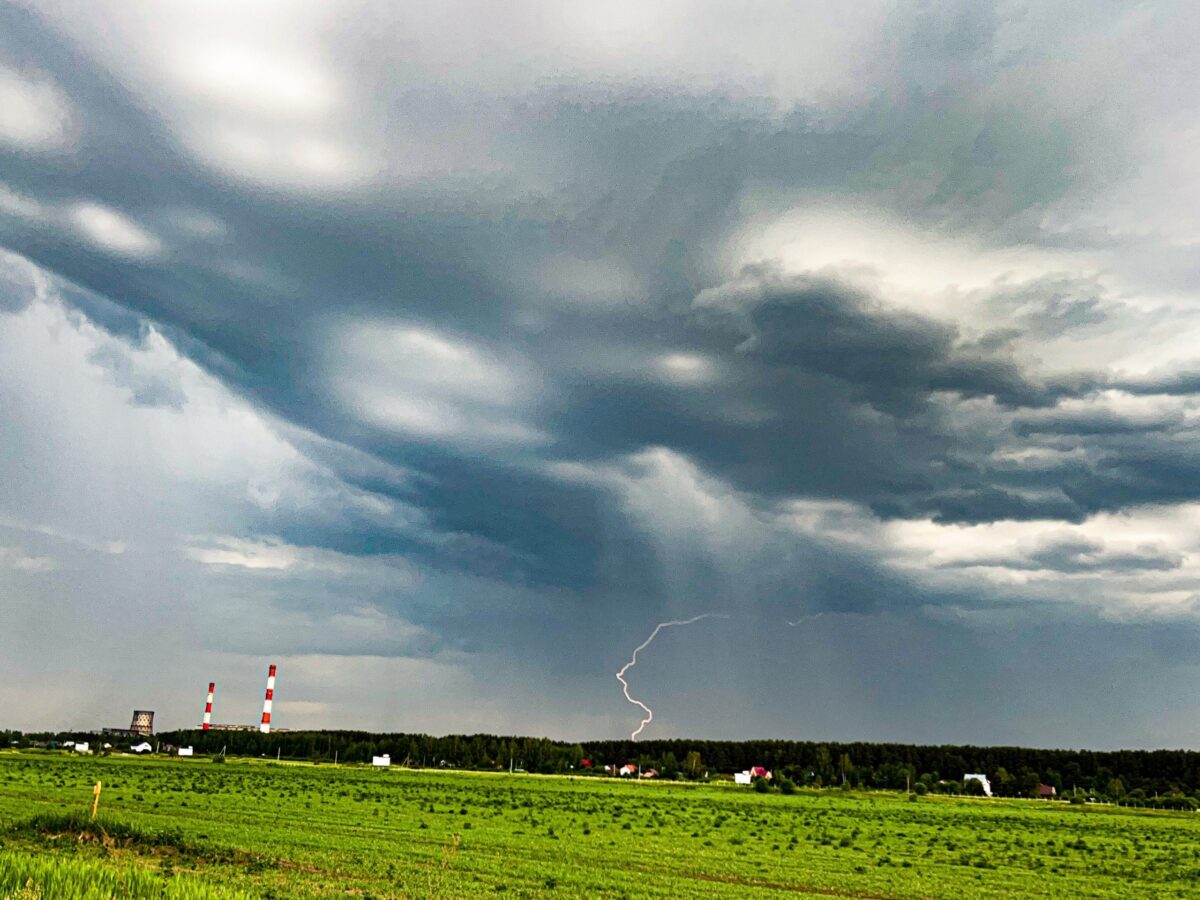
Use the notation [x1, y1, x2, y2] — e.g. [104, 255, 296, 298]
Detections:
[178, 746, 193, 757]
[131, 742, 153, 753]
[735, 767, 771, 785]
[73, 742, 89, 753]
[963, 774, 993, 796]
[372, 754, 391, 767]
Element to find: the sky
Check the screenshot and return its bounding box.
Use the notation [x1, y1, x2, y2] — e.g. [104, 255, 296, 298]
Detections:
[3, 1, 1200, 748]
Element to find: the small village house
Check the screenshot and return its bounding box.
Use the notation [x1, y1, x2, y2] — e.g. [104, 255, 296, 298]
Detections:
[734, 767, 772, 785]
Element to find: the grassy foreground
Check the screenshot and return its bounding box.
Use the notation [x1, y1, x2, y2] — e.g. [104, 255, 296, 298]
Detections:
[1, 752, 1199, 898]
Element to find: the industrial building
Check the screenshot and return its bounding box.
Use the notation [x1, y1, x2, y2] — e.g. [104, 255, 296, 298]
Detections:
[95, 663, 281, 739]
[197, 663, 283, 732]
[103, 709, 154, 738]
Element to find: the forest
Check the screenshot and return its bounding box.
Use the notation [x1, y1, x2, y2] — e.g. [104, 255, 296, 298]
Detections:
[7, 728, 1199, 805]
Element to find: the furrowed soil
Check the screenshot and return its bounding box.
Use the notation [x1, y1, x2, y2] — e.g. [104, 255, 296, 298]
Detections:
[2, 751, 1199, 898]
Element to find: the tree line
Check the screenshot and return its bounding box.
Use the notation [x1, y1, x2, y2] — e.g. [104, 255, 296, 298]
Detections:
[9, 727, 1200, 803]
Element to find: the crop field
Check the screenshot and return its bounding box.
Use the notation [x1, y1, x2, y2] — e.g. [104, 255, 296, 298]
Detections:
[2, 752, 1200, 898]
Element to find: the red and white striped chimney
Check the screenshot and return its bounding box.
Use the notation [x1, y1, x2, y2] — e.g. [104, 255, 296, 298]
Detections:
[259, 664, 276, 733]
[202, 682, 215, 730]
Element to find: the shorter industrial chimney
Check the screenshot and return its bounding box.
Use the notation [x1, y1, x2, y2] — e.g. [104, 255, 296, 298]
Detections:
[202, 682, 215, 730]
[259, 664, 276, 733]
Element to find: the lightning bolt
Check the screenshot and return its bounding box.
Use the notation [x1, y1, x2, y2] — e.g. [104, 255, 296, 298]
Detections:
[616, 613, 728, 741]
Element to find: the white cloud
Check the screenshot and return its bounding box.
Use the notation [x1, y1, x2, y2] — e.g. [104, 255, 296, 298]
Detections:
[187, 124, 372, 190]
[28, 0, 897, 198]
[185, 537, 314, 571]
[0, 516, 125, 556]
[0, 182, 44, 220]
[70, 203, 161, 259]
[786, 498, 1200, 620]
[0, 66, 74, 151]
[334, 321, 543, 445]
[656, 353, 718, 385]
[184, 535, 413, 583]
[0, 547, 56, 574]
[550, 446, 772, 569]
[168, 41, 337, 119]
[723, 205, 1097, 324]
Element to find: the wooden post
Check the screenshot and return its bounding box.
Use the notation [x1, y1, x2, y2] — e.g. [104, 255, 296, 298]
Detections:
[91, 781, 102, 820]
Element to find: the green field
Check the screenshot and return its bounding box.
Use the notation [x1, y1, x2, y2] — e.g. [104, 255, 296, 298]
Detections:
[2, 752, 1199, 898]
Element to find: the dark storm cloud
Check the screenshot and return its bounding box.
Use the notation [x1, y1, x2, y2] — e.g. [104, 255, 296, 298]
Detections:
[5, 0, 1200, 740]
[693, 268, 1070, 410]
[1119, 372, 1200, 398]
[1012, 410, 1181, 437]
[873, 486, 1087, 525]
[941, 534, 1183, 574]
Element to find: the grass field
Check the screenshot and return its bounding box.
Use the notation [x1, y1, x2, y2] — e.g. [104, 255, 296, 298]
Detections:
[2, 751, 1199, 898]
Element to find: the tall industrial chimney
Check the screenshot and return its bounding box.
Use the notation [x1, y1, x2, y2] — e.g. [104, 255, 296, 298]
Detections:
[259, 664, 276, 733]
[202, 682, 215, 730]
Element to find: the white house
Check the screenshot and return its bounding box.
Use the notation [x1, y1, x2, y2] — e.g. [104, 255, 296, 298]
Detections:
[963, 774, 993, 797]
[130, 742, 153, 753]
[372, 754, 391, 767]
[735, 767, 772, 785]
[177, 746, 193, 757]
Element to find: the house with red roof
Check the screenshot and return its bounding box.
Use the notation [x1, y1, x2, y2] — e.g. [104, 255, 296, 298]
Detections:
[734, 767, 772, 785]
